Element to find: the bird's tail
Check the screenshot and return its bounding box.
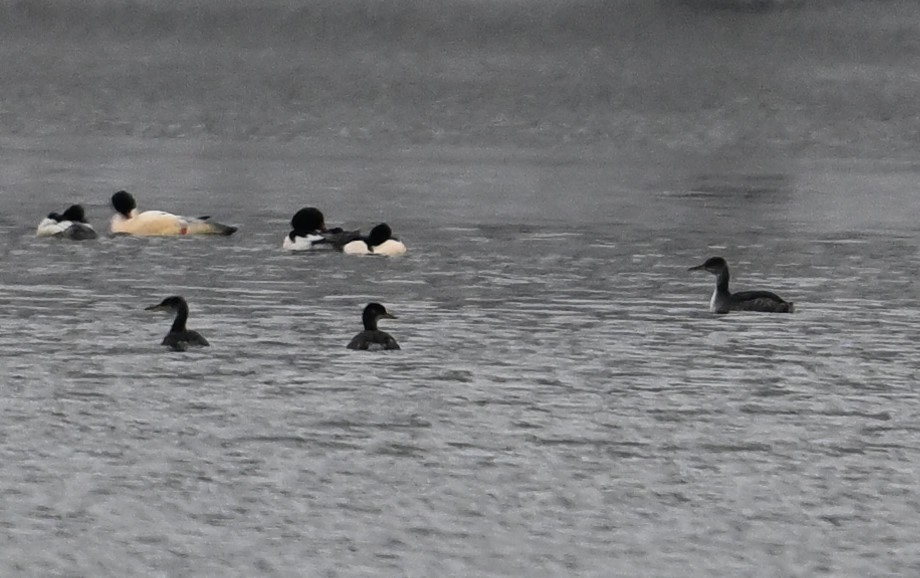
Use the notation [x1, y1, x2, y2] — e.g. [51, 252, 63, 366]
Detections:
[186, 218, 238, 236]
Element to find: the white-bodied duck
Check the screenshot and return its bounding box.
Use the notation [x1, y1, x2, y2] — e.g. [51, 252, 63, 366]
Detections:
[36, 204, 98, 240]
[282, 207, 360, 251]
[342, 223, 407, 257]
[110, 190, 237, 237]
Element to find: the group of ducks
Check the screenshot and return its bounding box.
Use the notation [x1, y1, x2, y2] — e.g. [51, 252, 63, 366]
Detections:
[35, 191, 406, 351]
[35, 191, 794, 352]
[36, 190, 407, 256]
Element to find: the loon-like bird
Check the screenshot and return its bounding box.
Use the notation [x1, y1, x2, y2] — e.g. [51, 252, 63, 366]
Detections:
[110, 190, 237, 236]
[282, 207, 360, 251]
[347, 302, 400, 350]
[342, 223, 407, 256]
[145, 295, 210, 351]
[689, 256, 794, 314]
[36, 204, 98, 240]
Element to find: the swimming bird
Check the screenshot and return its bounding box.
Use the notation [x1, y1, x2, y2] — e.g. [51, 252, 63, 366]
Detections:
[689, 256, 794, 314]
[144, 295, 210, 351]
[347, 302, 400, 350]
[282, 207, 360, 251]
[110, 190, 237, 236]
[36, 204, 98, 240]
[342, 223, 407, 256]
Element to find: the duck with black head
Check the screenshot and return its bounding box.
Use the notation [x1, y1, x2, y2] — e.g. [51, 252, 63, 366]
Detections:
[110, 190, 237, 237]
[341, 223, 407, 256]
[282, 207, 360, 251]
[36, 204, 98, 240]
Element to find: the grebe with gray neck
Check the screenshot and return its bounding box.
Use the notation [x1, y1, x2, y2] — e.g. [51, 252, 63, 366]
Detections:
[347, 302, 400, 350]
[36, 204, 98, 240]
[145, 295, 210, 351]
[689, 256, 794, 314]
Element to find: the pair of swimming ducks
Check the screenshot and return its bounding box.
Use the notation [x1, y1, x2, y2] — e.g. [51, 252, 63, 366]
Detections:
[147, 257, 791, 353]
[37, 191, 407, 256]
[146, 297, 399, 352]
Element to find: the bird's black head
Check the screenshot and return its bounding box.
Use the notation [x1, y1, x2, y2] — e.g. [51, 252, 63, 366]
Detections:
[689, 256, 728, 274]
[367, 223, 393, 247]
[46, 212, 63, 221]
[144, 295, 188, 313]
[111, 191, 137, 216]
[291, 207, 325, 234]
[61, 204, 87, 223]
[361, 302, 396, 329]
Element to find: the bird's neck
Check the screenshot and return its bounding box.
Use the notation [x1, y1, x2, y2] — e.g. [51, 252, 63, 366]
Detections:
[715, 268, 731, 295]
[362, 314, 378, 331]
[170, 304, 189, 333]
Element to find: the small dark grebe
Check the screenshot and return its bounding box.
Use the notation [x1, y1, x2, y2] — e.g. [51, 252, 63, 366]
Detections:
[145, 296, 211, 351]
[347, 302, 400, 350]
[689, 256, 794, 314]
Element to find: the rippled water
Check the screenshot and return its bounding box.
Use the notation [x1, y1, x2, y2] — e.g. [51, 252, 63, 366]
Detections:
[4, 0, 920, 575]
[2, 136, 920, 576]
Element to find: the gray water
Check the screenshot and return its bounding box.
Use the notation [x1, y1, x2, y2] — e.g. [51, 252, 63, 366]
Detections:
[4, 1, 920, 576]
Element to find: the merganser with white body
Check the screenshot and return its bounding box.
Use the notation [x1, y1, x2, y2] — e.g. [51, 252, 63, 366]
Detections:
[110, 190, 237, 236]
[689, 256, 794, 314]
[36, 204, 98, 240]
[282, 207, 360, 251]
[144, 295, 210, 351]
[342, 223, 407, 256]
[347, 302, 400, 350]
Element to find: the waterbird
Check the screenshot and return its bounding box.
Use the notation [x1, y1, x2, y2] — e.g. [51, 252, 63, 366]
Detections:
[282, 207, 360, 251]
[145, 295, 210, 351]
[342, 223, 407, 256]
[347, 302, 400, 350]
[688, 256, 794, 314]
[110, 190, 237, 236]
[36, 204, 98, 240]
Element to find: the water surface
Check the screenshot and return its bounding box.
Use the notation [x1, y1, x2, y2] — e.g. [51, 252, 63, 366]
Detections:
[3, 1, 920, 575]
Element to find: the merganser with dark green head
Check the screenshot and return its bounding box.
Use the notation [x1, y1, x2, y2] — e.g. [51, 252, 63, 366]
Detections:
[111, 190, 237, 236]
[282, 207, 360, 251]
[342, 223, 407, 257]
[36, 204, 98, 240]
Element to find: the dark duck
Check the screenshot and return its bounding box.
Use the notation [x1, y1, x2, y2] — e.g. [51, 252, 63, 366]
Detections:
[689, 257, 794, 314]
[145, 296, 211, 351]
[347, 302, 401, 350]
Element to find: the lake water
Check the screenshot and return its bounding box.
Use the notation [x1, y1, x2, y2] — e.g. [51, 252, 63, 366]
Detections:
[3, 1, 920, 576]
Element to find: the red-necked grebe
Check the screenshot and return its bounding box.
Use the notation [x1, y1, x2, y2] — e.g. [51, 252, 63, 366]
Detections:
[689, 256, 794, 314]
[145, 296, 210, 351]
[347, 302, 400, 350]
